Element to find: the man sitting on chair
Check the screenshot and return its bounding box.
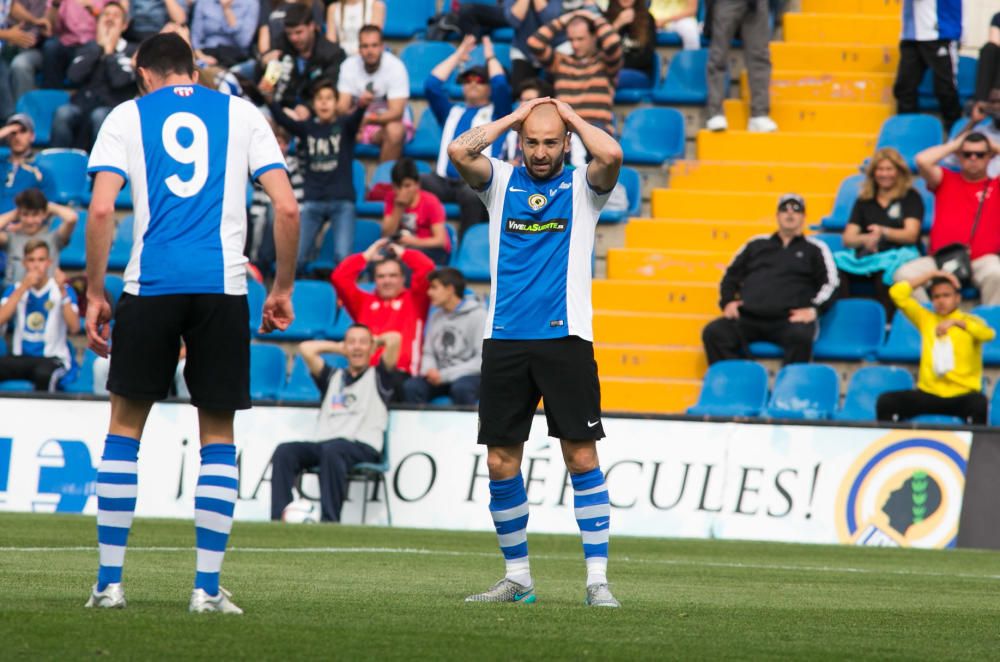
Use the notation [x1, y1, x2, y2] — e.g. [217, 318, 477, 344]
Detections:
[270, 326, 400, 523]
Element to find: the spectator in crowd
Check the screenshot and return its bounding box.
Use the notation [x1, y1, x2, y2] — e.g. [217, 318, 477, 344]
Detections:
[381, 158, 450, 266]
[833, 147, 923, 320]
[336, 25, 411, 162]
[649, 0, 699, 50]
[456, 0, 506, 44]
[402, 267, 484, 406]
[4, 0, 54, 108]
[528, 9, 622, 138]
[262, 3, 345, 118]
[248, 120, 305, 275]
[504, 0, 586, 91]
[257, 0, 323, 61]
[0, 239, 78, 391]
[0, 115, 45, 203]
[331, 238, 435, 384]
[50, 1, 137, 150]
[325, 0, 384, 57]
[41, 0, 109, 90]
[894, 131, 1000, 304]
[124, 0, 184, 42]
[190, 0, 258, 68]
[705, 0, 776, 133]
[269, 78, 368, 275]
[422, 35, 511, 238]
[503, 77, 553, 163]
[270, 329, 401, 523]
[974, 11, 1000, 108]
[0, 188, 77, 283]
[945, 99, 1000, 178]
[893, 0, 961, 131]
[877, 270, 994, 425]
[702, 193, 839, 365]
[605, 0, 657, 84]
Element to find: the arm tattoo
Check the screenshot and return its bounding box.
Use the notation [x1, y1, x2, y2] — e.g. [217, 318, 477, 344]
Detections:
[455, 126, 490, 154]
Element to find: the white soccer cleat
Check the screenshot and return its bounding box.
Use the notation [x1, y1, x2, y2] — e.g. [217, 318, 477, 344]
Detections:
[585, 583, 620, 608]
[189, 586, 244, 614]
[747, 115, 778, 133]
[85, 582, 126, 609]
[706, 114, 728, 132]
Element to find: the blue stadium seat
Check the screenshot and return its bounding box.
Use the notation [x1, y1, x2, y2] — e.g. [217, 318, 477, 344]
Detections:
[833, 365, 914, 421]
[991, 384, 1000, 426]
[813, 299, 886, 361]
[15, 89, 70, 145]
[599, 166, 641, 224]
[250, 343, 287, 400]
[0, 379, 34, 391]
[34, 148, 89, 205]
[652, 49, 716, 105]
[328, 305, 353, 341]
[0, 337, 6, 356]
[812, 233, 844, 253]
[354, 218, 384, 253]
[399, 42, 456, 98]
[748, 341, 782, 358]
[877, 309, 924, 362]
[686, 359, 768, 417]
[104, 274, 125, 312]
[405, 110, 443, 159]
[621, 108, 685, 165]
[247, 278, 266, 333]
[353, 159, 369, 210]
[763, 363, 839, 420]
[909, 414, 965, 425]
[912, 177, 935, 232]
[269, 280, 337, 341]
[820, 174, 863, 232]
[388, 1, 441, 43]
[106, 216, 134, 270]
[278, 355, 321, 403]
[615, 52, 661, 104]
[969, 305, 1000, 365]
[322, 352, 349, 371]
[445, 223, 458, 265]
[59, 210, 87, 270]
[453, 223, 490, 281]
[918, 55, 976, 111]
[876, 114, 944, 172]
[62, 349, 98, 394]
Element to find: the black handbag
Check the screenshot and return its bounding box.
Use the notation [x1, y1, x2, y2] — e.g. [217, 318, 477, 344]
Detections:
[933, 180, 990, 285]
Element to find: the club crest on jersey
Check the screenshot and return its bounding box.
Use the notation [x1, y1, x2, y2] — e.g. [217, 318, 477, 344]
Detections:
[26, 311, 44, 331]
[173, 86, 194, 97]
[527, 193, 547, 210]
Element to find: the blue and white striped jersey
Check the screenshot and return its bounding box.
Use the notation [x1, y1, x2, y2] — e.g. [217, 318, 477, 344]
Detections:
[88, 85, 286, 296]
[901, 0, 961, 41]
[1, 278, 77, 368]
[476, 158, 610, 341]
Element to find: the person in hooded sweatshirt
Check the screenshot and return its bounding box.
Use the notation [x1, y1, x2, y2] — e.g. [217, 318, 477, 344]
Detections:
[402, 266, 485, 405]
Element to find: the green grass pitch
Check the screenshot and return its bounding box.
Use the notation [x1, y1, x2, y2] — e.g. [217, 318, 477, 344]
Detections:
[3, 512, 1000, 660]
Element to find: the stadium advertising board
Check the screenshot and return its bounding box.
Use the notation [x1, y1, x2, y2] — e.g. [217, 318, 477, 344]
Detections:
[0, 399, 972, 549]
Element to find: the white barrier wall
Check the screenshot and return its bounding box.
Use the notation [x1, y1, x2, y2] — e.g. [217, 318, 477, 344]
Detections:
[0, 399, 971, 549]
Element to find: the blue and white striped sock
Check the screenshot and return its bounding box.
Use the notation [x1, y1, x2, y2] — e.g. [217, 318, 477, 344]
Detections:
[571, 467, 610, 586]
[489, 475, 531, 587]
[194, 443, 238, 597]
[96, 434, 140, 591]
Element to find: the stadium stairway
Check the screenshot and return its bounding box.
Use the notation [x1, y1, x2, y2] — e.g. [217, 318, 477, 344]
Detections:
[595, 0, 902, 414]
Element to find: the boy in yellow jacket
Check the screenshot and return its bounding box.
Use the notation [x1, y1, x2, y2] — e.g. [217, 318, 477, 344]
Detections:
[877, 269, 996, 424]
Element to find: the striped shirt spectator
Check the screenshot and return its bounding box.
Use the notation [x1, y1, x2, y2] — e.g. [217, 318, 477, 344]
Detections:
[527, 9, 622, 133]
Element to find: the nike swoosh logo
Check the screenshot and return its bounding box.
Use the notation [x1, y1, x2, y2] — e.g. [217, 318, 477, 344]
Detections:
[594, 520, 608, 527]
[514, 591, 532, 600]
[509, 187, 527, 192]
[587, 420, 600, 428]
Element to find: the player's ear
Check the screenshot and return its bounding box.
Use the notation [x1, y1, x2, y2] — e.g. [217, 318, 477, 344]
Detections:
[191, 69, 200, 85]
[563, 133, 571, 154]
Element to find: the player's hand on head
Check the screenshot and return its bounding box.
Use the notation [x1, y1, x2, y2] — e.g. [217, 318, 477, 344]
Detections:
[86, 296, 113, 358]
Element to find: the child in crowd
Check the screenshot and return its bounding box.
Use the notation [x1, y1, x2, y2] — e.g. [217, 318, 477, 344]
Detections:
[0, 188, 78, 284]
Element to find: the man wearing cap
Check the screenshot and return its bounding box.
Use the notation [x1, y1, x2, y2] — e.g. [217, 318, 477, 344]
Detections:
[0, 114, 44, 203]
[702, 193, 839, 366]
[421, 35, 511, 238]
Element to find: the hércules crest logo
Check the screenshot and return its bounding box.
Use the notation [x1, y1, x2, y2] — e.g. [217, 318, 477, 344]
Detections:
[835, 431, 969, 549]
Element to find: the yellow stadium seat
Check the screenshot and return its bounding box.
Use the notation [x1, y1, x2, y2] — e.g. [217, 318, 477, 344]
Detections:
[651, 189, 835, 220]
[751, 70, 896, 104]
[624, 219, 773, 251]
[668, 161, 858, 193]
[593, 280, 719, 314]
[783, 14, 900, 45]
[594, 311, 713, 345]
[601, 377, 702, 414]
[723, 99, 893, 134]
[596, 344, 708, 380]
[770, 43, 899, 74]
[606, 248, 730, 282]
[696, 129, 876, 165]
[800, 0, 900, 15]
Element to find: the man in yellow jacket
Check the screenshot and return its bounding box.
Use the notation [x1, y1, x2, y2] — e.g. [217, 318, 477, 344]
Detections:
[877, 270, 996, 424]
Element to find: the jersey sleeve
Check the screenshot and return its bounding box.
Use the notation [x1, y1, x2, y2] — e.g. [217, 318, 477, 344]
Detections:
[575, 167, 612, 222]
[87, 101, 134, 181]
[243, 100, 287, 180]
[1, 284, 13, 304]
[63, 284, 79, 311]
[475, 157, 514, 209]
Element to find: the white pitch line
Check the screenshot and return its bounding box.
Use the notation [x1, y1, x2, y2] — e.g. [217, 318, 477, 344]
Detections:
[3, 546, 1000, 582]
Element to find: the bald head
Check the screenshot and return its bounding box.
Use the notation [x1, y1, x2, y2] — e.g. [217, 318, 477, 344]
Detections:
[519, 101, 570, 180]
[522, 102, 567, 138]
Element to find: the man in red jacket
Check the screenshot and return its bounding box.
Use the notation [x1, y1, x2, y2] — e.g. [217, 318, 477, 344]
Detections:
[331, 238, 435, 395]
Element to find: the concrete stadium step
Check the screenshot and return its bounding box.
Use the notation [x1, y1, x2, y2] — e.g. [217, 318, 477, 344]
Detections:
[668, 161, 858, 193]
[593, 280, 719, 314]
[783, 14, 900, 46]
[770, 43, 899, 74]
[723, 98, 893, 134]
[624, 219, 773, 251]
[601, 377, 701, 414]
[748, 70, 896, 104]
[696, 130, 876, 165]
[594, 310, 713, 345]
[607, 248, 730, 282]
[801, 0, 900, 15]
[596, 344, 707, 380]
[651, 189, 835, 221]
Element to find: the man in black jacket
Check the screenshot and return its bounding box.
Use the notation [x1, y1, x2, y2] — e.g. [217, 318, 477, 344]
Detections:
[50, 2, 137, 150]
[702, 193, 839, 365]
